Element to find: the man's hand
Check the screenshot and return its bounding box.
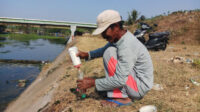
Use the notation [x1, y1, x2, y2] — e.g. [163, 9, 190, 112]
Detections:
[77, 77, 95, 90]
[77, 50, 89, 59]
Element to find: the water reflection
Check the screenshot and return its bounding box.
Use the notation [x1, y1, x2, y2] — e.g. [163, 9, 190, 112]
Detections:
[0, 39, 65, 61]
[0, 63, 40, 111]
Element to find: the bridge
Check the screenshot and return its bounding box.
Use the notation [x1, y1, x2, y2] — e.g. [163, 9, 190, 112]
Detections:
[0, 17, 97, 29]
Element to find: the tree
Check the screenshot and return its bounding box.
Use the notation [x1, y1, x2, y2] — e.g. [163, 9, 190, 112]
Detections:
[127, 13, 133, 25]
[131, 9, 138, 22]
[126, 9, 139, 25]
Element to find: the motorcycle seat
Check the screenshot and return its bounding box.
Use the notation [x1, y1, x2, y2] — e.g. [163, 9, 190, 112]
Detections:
[149, 31, 169, 39]
[134, 29, 142, 35]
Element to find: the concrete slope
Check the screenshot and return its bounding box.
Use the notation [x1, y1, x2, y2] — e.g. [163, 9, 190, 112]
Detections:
[5, 46, 71, 112]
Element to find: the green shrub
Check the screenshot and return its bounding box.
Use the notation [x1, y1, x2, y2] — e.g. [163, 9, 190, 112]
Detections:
[193, 59, 200, 68]
[0, 25, 6, 33]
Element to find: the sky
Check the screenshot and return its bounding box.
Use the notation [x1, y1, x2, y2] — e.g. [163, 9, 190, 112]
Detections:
[0, 0, 199, 24]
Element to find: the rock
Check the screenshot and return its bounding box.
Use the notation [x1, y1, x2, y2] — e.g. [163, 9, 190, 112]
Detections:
[185, 85, 189, 90]
[139, 105, 157, 112]
[152, 83, 163, 91]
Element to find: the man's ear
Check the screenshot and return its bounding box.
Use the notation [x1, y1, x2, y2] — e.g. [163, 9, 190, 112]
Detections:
[114, 24, 121, 32]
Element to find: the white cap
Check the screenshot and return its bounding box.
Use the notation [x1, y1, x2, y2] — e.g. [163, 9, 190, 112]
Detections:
[92, 10, 121, 35]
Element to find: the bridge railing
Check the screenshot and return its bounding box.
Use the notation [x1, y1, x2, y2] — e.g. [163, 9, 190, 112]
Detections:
[0, 17, 97, 28]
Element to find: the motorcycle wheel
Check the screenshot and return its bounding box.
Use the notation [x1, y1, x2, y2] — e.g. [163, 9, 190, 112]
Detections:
[161, 43, 167, 50]
[154, 48, 159, 51]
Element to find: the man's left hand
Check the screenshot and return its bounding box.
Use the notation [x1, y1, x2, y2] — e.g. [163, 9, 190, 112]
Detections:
[77, 77, 95, 90]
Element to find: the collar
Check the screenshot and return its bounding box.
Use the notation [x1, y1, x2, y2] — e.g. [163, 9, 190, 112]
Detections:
[113, 30, 130, 46]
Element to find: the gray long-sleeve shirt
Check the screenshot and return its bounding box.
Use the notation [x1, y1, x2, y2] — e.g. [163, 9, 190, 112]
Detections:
[89, 31, 153, 96]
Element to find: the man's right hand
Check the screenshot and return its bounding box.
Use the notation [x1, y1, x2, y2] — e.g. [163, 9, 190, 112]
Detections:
[77, 50, 89, 59]
[77, 77, 95, 90]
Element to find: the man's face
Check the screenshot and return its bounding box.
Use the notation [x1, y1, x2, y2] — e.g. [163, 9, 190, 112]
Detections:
[101, 26, 117, 43]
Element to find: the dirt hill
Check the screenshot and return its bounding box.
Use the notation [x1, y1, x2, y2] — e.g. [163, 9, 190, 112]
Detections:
[129, 10, 200, 45]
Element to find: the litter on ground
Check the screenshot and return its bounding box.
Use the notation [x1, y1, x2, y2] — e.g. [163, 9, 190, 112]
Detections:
[169, 56, 193, 64]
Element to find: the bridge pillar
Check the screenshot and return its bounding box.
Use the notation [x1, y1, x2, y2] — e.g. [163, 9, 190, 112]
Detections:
[70, 25, 76, 37]
[67, 25, 77, 44]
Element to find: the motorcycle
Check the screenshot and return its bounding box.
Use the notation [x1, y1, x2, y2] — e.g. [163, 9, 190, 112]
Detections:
[134, 23, 170, 51]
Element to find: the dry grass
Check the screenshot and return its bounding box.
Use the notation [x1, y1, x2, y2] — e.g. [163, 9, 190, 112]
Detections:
[43, 10, 200, 112]
[43, 36, 200, 112]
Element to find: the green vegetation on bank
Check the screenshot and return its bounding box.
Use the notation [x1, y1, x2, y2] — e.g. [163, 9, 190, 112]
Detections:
[193, 59, 200, 68]
[0, 41, 10, 46]
[0, 33, 66, 43]
[0, 33, 64, 39]
[0, 24, 93, 39]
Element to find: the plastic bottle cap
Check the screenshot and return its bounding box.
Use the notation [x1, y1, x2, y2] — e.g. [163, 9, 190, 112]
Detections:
[81, 94, 86, 99]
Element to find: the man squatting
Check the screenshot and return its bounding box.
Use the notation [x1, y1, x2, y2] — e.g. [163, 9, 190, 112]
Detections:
[77, 9, 153, 107]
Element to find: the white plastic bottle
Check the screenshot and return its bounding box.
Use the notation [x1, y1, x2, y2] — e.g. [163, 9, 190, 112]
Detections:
[68, 46, 81, 68]
[77, 69, 86, 99]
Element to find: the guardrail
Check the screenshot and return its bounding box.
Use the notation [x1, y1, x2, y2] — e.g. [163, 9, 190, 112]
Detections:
[0, 17, 97, 28]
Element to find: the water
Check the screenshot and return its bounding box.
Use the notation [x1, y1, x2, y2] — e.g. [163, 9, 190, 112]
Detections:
[0, 39, 65, 61]
[0, 63, 40, 111]
[0, 38, 65, 111]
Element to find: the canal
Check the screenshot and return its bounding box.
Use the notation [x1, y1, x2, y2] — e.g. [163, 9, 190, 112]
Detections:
[0, 37, 66, 111]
